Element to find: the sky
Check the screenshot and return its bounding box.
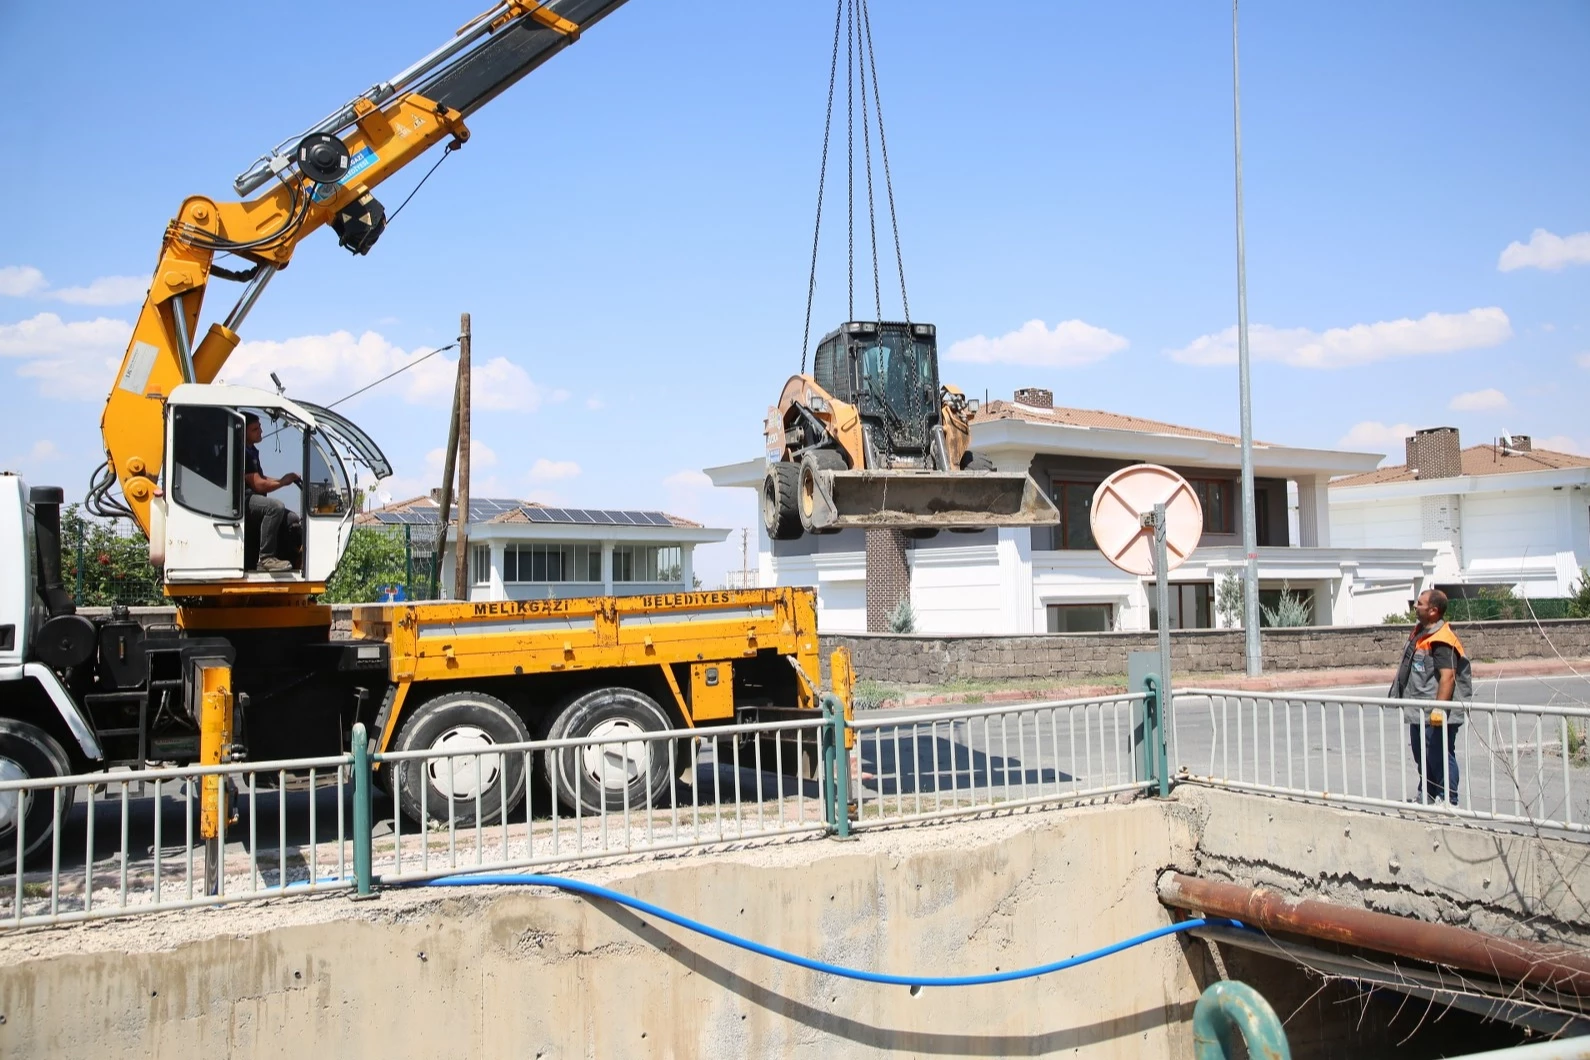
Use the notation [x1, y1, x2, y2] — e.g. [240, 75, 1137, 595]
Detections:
[0, 0, 1586, 587]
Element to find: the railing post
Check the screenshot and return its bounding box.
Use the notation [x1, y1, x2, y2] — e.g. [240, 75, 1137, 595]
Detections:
[821, 694, 852, 838]
[1144, 677, 1170, 797]
[351, 723, 374, 897]
[1129, 652, 1170, 797]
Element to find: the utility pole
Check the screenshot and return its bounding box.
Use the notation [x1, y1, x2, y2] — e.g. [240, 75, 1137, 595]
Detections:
[453, 312, 473, 602]
[1232, 0, 1262, 675]
[432, 322, 465, 600]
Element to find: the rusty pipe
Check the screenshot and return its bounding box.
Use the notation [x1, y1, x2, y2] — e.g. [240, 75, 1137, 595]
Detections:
[1159, 872, 1590, 998]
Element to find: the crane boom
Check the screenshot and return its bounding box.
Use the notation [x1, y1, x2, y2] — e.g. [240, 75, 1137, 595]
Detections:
[101, 0, 629, 540]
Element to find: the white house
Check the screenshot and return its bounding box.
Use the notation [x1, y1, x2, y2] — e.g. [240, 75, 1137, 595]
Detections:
[1331, 428, 1590, 600]
[706, 388, 1437, 634]
[360, 495, 729, 602]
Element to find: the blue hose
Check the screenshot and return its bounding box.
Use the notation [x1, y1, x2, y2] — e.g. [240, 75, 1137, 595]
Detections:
[423, 872, 1246, 988]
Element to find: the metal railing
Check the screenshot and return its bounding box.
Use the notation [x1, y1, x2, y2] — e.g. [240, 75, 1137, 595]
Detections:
[0, 756, 355, 929]
[1173, 689, 1590, 834]
[0, 689, 1171, 929]
[372, 716, 833, 884]
[848, 693, 1152, 829]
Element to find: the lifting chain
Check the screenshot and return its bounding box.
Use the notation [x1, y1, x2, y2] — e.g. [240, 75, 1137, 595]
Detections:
[800, 0, 913, 375]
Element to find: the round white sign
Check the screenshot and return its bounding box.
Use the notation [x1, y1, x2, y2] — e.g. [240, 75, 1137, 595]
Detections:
[1089, 464, 1204, 576]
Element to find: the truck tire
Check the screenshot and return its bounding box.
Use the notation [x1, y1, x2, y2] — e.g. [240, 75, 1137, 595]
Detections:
[392, 691, 530, 828]
[545, 687, 674, 815]
[762, 462, 802, 541]
[0, 719, 75, 873]
[798, 449, 847, 535]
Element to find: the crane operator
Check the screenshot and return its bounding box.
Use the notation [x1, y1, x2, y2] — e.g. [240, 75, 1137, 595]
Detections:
[243, 413, 302, 572]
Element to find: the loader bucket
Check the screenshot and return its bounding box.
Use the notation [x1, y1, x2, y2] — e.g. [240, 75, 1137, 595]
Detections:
[804, 470, 1061, 531]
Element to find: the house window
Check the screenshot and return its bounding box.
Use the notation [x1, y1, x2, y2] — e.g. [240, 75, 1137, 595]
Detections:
[1051, 481, 1098, 550]
[503, 543, 601, 583]
[470, 543, 491, 586]
[613, 545, 683, 583]
[1047, 604, 1113, 633]
[1255, 487, 1270, 546]
[1190, 479, 1234, 534]
[1148, 582, 1213, 630]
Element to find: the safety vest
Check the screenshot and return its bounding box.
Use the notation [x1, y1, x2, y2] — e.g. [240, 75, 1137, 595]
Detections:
[1399, 620, 1473, 723]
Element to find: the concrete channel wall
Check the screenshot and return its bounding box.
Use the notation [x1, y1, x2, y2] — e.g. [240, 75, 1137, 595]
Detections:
[826, 619, 1590, 686]
[2, 788, 1582, 1056]
[0, 804, 1204, 1059]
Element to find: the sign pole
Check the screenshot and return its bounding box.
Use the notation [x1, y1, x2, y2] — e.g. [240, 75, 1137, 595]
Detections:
[1151, 503, 1173, 732]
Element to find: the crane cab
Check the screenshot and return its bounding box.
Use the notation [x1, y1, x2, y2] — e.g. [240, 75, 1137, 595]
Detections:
[152, 384, 390, 588]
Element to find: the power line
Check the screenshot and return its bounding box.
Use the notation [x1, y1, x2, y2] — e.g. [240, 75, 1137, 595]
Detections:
[327, 342, 456, 410]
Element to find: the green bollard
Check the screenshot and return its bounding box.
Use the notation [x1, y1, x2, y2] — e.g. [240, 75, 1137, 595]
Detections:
[351, 723, 374, 897]
[1193, 980, 1291, 1060]
[821, 694, 853, 839]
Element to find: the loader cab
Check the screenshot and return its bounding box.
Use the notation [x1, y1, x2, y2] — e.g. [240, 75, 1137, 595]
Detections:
[814, 321, 941, 467]
[155, 384, 390, 586]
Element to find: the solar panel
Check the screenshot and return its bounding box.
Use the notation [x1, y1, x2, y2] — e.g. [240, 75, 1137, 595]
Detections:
[547, 508, 575, 523]
[644, 512, 672, 526]
[524, 507, 553, 523]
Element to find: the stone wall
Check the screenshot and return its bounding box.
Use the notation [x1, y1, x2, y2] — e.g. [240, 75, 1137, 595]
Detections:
[81, 608, 1590, 687]
[825, 619, 1590, 686]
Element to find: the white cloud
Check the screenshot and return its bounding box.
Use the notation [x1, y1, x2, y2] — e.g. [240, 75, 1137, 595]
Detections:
[48, 275, 147, 306]
[585, 396, 605, 410]
[946, 319, 1128, 367]
[1577, 352, 1590, 369]
[0, 265, 145, 306]
[1168, 308, 1512, 369]
[3, 439, 60, 472]
[0, 312, 134, 400]
[1535, 435, 1586, 456]
[220, 330, 550, 412]
[527, 458, 581, 483]
[0, 266, 46, 298]
[1497, 229, 1590, 273]
[662, 470, 713, 490]
[422, 440, 497, 471]
[1448, 388, 1509, 412]
[1337, 421, 1415, 454]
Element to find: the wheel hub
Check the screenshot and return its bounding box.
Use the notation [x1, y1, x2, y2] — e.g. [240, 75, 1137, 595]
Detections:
[579, 719, 652, 790]
[425, 725, 502, 801]
[0, 758, 27, 834]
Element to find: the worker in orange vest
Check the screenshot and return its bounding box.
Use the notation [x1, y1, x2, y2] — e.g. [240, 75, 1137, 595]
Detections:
[1389, 589, 1472, 805]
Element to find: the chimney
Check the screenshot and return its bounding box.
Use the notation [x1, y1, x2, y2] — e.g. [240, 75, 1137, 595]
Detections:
[430, 488, 444, 503]
[1014, 387, 1053, 409]
[1405, 427, 1461, 479]
[1509, 435, 1532, 452]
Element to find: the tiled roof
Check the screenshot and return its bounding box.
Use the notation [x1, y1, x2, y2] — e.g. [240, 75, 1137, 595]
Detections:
[1331, 446, 1590, 488]
[976, 401, 1261, 446]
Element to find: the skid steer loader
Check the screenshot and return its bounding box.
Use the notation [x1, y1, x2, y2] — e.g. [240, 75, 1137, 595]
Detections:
[762, 320, 1060, 540]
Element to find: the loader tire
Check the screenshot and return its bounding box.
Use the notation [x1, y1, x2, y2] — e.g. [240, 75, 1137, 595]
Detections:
[798, 449, 847, 535]
[960, 451, 997, 472]
[763, 462, 802, 541]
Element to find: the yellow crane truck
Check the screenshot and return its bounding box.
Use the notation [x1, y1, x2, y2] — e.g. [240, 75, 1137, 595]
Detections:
[0, 0, 850, 870]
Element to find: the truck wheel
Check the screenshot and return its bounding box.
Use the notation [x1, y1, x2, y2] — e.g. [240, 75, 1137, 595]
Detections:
[546, 687, 674, 815]
[392, 691, 529, 827]
[762, 462, 802, 541]
[0, 719, 75, 873]
[798, 449, 847, 535]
